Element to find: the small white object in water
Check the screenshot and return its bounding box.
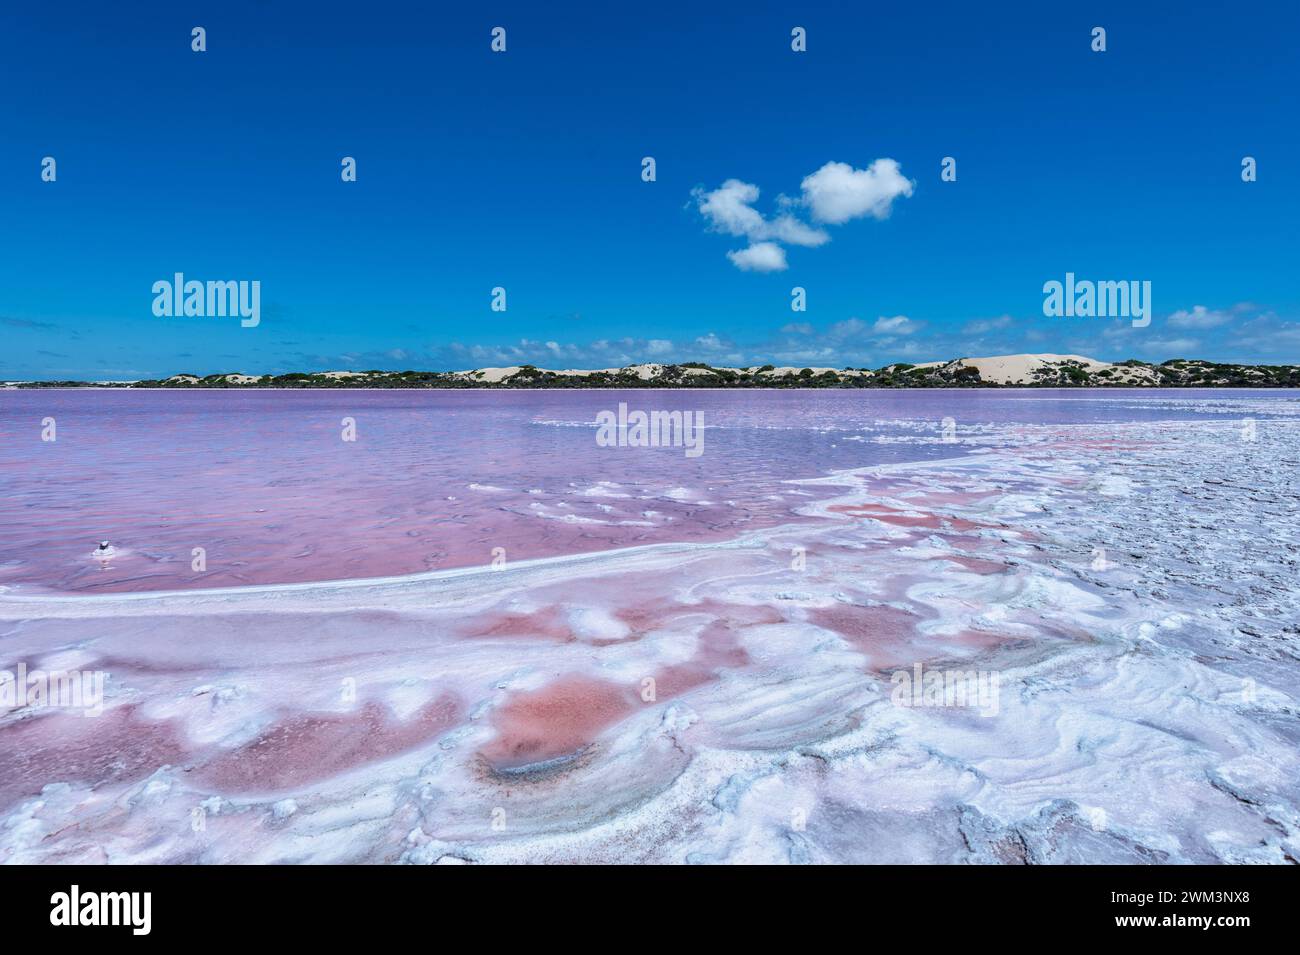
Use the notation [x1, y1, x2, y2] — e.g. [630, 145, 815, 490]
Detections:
[93, 540, 116, 559]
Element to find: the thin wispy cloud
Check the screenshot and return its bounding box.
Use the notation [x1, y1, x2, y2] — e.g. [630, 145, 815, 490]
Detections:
[1166, 306, 1233, 329]
[2, 316, 60, 330]
[1139, 337, 1201, 354]
[963, 315, 1014, 335]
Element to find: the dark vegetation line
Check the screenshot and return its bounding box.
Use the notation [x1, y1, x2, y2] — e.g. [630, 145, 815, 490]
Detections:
[14, 358, 1300, 389]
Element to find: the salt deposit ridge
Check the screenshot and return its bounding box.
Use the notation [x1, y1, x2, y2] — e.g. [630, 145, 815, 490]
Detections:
[1, 394, 1298, 863]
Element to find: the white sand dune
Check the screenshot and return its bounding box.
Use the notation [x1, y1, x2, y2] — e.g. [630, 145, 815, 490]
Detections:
[947, 353, 1161, 385]
[448, 354, 1154, 385]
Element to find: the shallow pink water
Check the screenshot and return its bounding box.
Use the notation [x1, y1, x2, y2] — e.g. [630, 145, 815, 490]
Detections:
[0, 389, 959, 593]
[1, 388, 1290, 593]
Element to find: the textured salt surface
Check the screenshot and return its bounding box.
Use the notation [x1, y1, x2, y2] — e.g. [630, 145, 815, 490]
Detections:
[1, 395, 1298, 863]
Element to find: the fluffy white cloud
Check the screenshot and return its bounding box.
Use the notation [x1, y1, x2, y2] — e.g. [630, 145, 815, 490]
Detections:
[695, 179, 766, 237]
[727, 242, 788, 272]
[799, 159, 914, 225]
[694, 180, 830, 248]
[695, 158, 912, 272]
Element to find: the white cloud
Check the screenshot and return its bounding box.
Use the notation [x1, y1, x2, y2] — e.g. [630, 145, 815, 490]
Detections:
[695, 179, 766, 238]
[1241, 321, 1300, 346]
[727, 242, 788, 272]
[767, 346, 840, 363]
[1167, 305, 1232, 329]
[872, 314, 919, 335]
[446, 337, 666, 368]
[781, 322, 813, 334]
[828, 318, 869, 338]
[694, 181, 829, 248]
[1139, 337, 1200, 354]
[766, 214, 831, 247]
[821, 316, 919, 340]
[695, 158, 912, 272]
[799, 159, 915, 225]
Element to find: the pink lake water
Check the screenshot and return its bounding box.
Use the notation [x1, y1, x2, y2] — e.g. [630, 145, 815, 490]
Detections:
[1, 388, 1296, 593]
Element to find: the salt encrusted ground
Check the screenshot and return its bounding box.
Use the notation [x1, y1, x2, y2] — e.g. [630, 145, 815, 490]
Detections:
[1, 407, 1298, 864]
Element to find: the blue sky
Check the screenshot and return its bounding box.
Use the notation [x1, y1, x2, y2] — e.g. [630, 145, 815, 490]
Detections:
[2, 1, 1298, 379]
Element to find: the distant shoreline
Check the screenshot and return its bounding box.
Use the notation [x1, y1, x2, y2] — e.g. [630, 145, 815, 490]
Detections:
[7, 384, 1300, 392]
[7, 353, 1300, 389]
